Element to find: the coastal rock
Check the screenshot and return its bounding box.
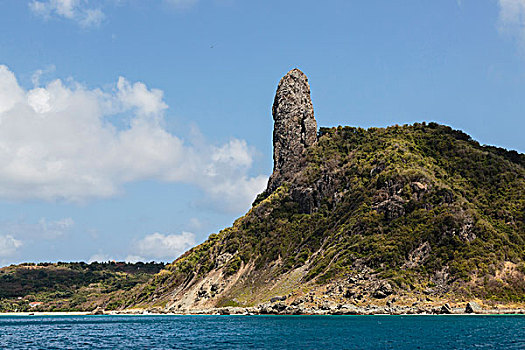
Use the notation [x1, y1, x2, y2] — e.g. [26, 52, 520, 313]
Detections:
[218, 308, 230, 315]
[336, 304, 361, 315]
[267, 68, 317, 193]
[90, 307, 105, 315]
[373, 282, 393, 299]
[272, 302, 288, 313]
[440, 303, 452, 314]
[465, 302, 482, 314]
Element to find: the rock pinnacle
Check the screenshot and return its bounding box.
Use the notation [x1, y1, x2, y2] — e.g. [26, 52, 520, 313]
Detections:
[267, 68, 318, 192]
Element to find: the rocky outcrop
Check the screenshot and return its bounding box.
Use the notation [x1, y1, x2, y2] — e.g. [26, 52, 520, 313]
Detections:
[465, 301, 482, 313]
[372, 282, 394, 299]
[267, 68, 317, 193]
[90, 306, 105, 315]
[440, 303, 453, 314]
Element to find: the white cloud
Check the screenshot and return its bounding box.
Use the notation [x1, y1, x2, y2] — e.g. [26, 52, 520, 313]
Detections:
[498, 0, 525, 51]
[116, 77, 167, 116]
[0, 66, 25, 114]
[29, 0, 105, 28]
[0, 65, 266, 211]
[132, 232, 196, 260]
[0, 235, 23, 257]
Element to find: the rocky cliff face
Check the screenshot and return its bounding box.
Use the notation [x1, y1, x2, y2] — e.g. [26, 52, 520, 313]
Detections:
[267, 69, 317, 193]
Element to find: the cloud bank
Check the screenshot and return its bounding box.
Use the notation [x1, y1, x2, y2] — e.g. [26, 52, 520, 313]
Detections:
[0, 65, 267, 211]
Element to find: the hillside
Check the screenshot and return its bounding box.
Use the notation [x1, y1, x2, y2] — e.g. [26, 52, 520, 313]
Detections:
[0, 262, 163, 312]
[110, 69, 524, 313]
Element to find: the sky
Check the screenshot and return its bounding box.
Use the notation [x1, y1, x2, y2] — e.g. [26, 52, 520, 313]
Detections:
[0, 0, 524, 265]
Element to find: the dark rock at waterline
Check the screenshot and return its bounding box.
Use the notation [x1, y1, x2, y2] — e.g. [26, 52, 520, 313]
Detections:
[90, 307, 105, 315]
[440, 303, 452, 314]
[465, 302, 482, 313]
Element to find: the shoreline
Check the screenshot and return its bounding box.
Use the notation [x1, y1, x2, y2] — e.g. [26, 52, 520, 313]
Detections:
[2, 307, 524, 317]
[1, 312, 524, 317]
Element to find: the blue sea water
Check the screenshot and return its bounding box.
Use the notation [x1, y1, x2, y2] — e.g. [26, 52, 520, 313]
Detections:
[0, 315, 524, 349]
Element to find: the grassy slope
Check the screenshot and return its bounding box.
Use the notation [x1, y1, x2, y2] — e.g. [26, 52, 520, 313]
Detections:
[118, 123, 525, 309]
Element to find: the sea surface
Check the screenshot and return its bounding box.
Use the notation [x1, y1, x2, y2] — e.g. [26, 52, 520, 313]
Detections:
[0, 315, 524, 349]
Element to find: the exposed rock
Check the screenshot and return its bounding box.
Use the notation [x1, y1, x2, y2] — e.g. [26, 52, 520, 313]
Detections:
[343, 289, 355, 298]
[465, 302, 482, 314]
[218, 308, 230, 315]
[319, 301, 335, 311]
[197, 288, 209, 298]
[272, 302, 288, 312]
[270, 295, 287, 303]
[373, 282, 393, 299]
[336, 304, 361, 315]
[440, 303, 452, 314]
[291, 187, 319, 214]
[457, 217, 476, 242]
[376, 195, 406, 220]
[406, 242, 431, 268]
[267, 68, 317, 193]
[411, 182, 428, 192]
[90, 307, 105, 315]
[291, 298, 304, 306]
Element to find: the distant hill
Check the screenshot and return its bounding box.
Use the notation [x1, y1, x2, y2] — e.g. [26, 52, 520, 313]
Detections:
[0, 262, 163, 312]
[116, 70, 524, 312]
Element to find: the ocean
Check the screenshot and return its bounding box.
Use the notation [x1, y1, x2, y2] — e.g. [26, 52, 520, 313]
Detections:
[0, 315, 523, 349]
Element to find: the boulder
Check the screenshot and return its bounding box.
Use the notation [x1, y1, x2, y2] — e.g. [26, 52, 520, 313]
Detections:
[465, 302, 482, 314]
[440, 303, 452, 314]
[218, 308, 230, 315]
[270, 295, 287, 303]
[272, 302, 287, 312]
[373, 282, 393, 298]
[90, 307, 105, 315]
[372, 290, 387, 299]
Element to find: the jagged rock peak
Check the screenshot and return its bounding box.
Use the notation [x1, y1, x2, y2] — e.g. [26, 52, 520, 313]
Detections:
[267, 68, 318, 193]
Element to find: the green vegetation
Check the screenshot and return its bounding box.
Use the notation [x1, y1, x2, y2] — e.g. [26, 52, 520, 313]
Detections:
[3, 123, 522, 311]
[0, 262, 163, 312]
[125, 123, 524, 307]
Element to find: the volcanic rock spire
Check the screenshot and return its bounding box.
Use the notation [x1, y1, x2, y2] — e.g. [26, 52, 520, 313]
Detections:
[267, 68, 318, 192]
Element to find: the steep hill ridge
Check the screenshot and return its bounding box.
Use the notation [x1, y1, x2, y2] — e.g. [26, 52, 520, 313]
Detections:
[116, 69, 524, 313]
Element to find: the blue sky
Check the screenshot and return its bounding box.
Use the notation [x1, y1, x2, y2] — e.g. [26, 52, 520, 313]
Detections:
[0, 0, 524, 265]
